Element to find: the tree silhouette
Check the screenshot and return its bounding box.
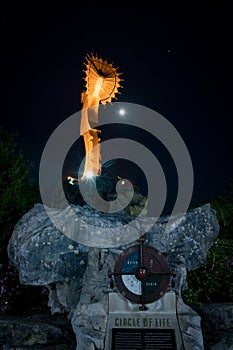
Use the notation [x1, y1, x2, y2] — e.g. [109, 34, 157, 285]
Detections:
[0, 127, 39, 262]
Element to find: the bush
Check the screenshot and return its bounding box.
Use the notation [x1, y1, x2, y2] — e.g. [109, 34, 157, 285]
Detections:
[183, 185, 233, 307]
[0, 263, 49, 315]
[0, 264, 19, 313]
[0, 127, 40, 258]
[0, 127, 40, 314]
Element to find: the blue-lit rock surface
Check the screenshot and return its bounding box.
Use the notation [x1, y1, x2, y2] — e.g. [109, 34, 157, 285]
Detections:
[7, 202, 220, 350]
[8, 203, 89, 286]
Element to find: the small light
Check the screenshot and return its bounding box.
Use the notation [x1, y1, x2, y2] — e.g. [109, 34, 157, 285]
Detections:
[121, 180, 125, 185]
[85, 171, 94, 179]
[67, 176, 75, 185]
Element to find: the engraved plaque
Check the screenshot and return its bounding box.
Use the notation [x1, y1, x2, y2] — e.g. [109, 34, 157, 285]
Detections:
[105, 292, 184, 350]
[112, 328, 176, 349]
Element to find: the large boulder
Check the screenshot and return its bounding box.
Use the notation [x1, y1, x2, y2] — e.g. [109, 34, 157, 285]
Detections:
[7, 202, 220, 350]
[7, 203, 89, 286]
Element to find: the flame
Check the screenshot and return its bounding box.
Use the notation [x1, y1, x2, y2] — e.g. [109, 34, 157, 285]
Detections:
[80, 54, 123, 179]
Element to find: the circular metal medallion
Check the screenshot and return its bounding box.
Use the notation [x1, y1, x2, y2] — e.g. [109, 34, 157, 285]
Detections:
[113, 241, 171, 305]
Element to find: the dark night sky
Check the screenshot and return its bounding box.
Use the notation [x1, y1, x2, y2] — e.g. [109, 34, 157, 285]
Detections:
[1, 3, 233, 211]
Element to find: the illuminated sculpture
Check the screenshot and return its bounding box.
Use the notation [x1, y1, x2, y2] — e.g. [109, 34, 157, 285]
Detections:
[80, 53, 123, 179]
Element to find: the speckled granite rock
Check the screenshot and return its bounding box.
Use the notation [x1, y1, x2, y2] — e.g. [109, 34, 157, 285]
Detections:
[7, 202, 220, 350]
[200, 303, 233, 350]
[7, 204, 89, 286]
[0, 313, 76, 349]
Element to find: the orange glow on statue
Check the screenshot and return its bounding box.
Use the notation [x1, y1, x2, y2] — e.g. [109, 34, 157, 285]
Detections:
[80, 54, 123, 179]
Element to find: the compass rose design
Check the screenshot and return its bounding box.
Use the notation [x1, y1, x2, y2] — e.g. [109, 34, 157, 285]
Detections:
[109, 238, 175, 310]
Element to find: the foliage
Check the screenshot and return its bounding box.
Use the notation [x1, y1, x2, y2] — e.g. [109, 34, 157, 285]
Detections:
[0, 263, 49, 315]
[183, 185, 233, 307]
[0, 265, 18, 315]
[0, 127, 40, 257]
[210, 184, 233, 238]
[0, 264, 20, 313]
[0, 127, 40, 314]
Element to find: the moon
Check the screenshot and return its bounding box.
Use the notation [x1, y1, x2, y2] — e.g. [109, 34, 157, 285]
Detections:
[119, 109, 126, 116]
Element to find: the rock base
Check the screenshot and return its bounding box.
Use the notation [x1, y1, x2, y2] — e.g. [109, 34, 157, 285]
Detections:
[0, 313, 76, 350]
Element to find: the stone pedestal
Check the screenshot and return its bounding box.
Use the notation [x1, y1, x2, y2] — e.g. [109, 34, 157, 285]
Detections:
[106, 291, 184, 349]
